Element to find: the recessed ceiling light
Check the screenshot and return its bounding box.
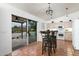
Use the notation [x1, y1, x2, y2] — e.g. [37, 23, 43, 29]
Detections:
[69, 20, 72, 22]
[60, 21, 63, 22]
[52, 21, 54, 23]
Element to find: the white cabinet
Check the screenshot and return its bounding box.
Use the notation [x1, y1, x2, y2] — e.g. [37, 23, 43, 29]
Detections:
[65, 32, 72, 41]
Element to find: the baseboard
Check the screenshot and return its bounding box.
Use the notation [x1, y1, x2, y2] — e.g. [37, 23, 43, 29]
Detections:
[5, 52, 12, 56]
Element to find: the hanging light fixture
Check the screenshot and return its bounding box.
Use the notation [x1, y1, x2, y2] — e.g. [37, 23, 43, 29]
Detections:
[65, 7, 72, 22]
[66, 8, 68, 17]
[46, 3, 53, 19]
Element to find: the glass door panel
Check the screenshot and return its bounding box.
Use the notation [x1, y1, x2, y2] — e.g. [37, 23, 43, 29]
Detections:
[12, 22, 22, 39]
[23, 22, 27, 39]
[28, 20, 37, 43]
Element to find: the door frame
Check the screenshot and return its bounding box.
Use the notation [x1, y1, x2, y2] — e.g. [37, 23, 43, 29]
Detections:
[12, 14, 37, 45]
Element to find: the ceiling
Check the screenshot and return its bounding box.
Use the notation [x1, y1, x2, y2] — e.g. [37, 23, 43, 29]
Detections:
[9, 3, 79, 21]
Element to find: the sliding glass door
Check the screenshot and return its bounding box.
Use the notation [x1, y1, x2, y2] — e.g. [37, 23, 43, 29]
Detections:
[12, 15, 37, 50]
[28, 20, 37, 43]
[12, 15, 27, 50]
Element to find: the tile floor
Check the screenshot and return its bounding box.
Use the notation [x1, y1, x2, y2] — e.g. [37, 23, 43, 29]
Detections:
[11, 40, 79, 56]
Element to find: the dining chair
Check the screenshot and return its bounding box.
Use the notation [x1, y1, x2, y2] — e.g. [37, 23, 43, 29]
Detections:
[40, 31, 48, 54]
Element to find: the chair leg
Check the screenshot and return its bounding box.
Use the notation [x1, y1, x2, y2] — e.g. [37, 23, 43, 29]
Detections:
[50, 44, 53, 54]
[53, 45, 56, 54]
[42, 48, 43, 54]
[48, 43, 52, 56]
[42, 42, 47, 55]
[42, 42, 44, 54]
[53, 48, 55, 53]
[48, 47, 51, 56]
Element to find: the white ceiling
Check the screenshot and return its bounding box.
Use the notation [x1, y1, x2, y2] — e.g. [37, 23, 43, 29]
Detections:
[9, 3, 79, 21]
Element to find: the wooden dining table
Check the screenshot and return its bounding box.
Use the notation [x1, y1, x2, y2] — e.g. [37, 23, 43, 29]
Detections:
[40, 30, 58, 56]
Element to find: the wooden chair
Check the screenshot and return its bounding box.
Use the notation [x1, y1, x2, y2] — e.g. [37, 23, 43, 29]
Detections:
[40, 31, 48, 54]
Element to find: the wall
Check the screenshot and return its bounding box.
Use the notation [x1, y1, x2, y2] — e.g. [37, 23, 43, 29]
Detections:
[0, 4, 46, 55]
[72, 19, 79, 50]
[0, 4, 12, 56]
